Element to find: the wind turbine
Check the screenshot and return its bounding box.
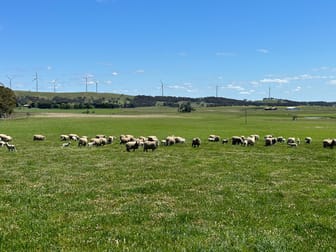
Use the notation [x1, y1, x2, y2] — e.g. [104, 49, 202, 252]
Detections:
[50, 79, 58, 93]
[7, 75, 14, 89]
[160, 80, 164, 96]
[95, 80, 99, 93]
[33, 72, 39, 92]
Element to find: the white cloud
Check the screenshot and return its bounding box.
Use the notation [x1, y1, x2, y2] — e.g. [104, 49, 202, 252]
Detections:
[257, 48, 269, 54]
[328, 80, 336, 85]
[293, 86, 302, 92]
[47, 66, 52, 71]
[260, 78, 288, 84]
[135, 69, 145, 74]
[167, 83, 195, 92]
[226, 84, 245, 91]
[240, 90, 255, 95]
[105, 80, 113, 85]
[250, 81, 260, 86]
[112, 71, 118, 76]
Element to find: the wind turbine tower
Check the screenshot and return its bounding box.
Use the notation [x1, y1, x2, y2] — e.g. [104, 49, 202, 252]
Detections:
[33, 72, 39, 92]
[160, 80, 164, 96]
[95, 80, 99, 93]
[7, 75, 14, 89]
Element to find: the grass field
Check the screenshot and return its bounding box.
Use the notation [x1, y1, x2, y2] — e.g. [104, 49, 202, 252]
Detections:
[0, 106, 336, 251]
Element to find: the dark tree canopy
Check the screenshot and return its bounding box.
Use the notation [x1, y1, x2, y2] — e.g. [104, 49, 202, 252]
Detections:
[0, 86, 16, 117]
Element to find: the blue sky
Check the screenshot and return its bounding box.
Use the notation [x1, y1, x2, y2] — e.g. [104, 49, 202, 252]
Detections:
[1, 0, 336, 101]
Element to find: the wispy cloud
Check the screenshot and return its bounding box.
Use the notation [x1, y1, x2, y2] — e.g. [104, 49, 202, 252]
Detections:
[47, 66, 52, 71]
[293, 86, 302, 92]
[257, 48, 270, 54]
[167, 82, 196, 93]
[328, 80, 336, 85]
[226, 84, 245, 91]
[112, 71, 119, 76]
[135, 69, 145, 74]
[260, 78, 288, 84]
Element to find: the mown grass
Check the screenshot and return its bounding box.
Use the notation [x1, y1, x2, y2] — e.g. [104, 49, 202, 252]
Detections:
[0, 106, 336, 251]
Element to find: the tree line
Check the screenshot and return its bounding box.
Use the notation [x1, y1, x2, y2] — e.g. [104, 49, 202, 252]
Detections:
[2, 87, 336, 118]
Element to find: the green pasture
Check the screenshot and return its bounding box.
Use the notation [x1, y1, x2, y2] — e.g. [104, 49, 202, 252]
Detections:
[0, 106, 336, 251]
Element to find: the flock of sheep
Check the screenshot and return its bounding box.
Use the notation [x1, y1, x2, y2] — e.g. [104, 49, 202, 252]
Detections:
[1, 132, 336, 153]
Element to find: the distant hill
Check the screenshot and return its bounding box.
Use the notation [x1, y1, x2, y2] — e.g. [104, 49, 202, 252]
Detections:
[13, 90, 336, 109]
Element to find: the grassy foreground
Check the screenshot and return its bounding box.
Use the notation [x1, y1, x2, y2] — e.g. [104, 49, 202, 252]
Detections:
[0, 106, 336, 251]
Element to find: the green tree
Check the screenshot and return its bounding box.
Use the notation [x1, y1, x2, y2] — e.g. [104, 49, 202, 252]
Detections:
[0, 86, 16, 118]
[178, 101, 193, 113]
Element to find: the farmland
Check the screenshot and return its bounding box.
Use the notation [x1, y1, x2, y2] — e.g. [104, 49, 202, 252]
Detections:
[0, 106, 336, 251]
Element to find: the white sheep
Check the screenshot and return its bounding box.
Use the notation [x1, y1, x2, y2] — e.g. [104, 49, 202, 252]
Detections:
[78, 137, 88, 147]
[323, 139, 336, 148]
[62, 142, 71, 148]
[305, 137, 312, 144]
[208, 135, 220, 142]
[0, 134, 12, 142]
[5, 142, 16, 151]
[60, 134, 70, 141]
[143, 140, 158, 152]
[33, 134, 46, 141]
[126, 141, 140, 152]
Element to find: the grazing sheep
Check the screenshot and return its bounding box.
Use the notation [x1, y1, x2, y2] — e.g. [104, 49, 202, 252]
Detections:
[192, 137, 201, 147]
[119, 134, 134, 144]
[68, 134, 79, 141]
[143, 140, 158, 152]
[232, 136, 243, 145]
[87, 142, 96, 147]
[288, 142, 298, 147]
[264, 134, 273, 140]
[98, 137, 108, 146]
[95, 134, 106, 139]
[265, 137, 277, 146]
[62, 142, 71, 148]
[126, 141, 140, 152]
[277, 136, 286, 143]
[5, 142, 16, 151]
[78, 137, 88, 147]
[174, 136, 186, 144]
[33, 134, 46, 141]
[89, 138, 101, 147]
[323, 139, 336, 148]
[222, 138, 229, 144]
[0, 140, 5, 147]
[208, 135, 220, 142]
[147, 136, 158, 142]
[287, 137, 296, 144]
[305, 137, 312, 144]
[0, 134, 12, 142]
[165, 136, 176, 146]
[246, 136, 255, 146]
[250, 134, 260, 141]
[107, 136, 116, 144]
[60, 134, 70, 141]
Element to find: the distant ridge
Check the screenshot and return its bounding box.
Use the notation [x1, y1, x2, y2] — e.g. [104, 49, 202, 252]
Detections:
[13, 90, 336, 108]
